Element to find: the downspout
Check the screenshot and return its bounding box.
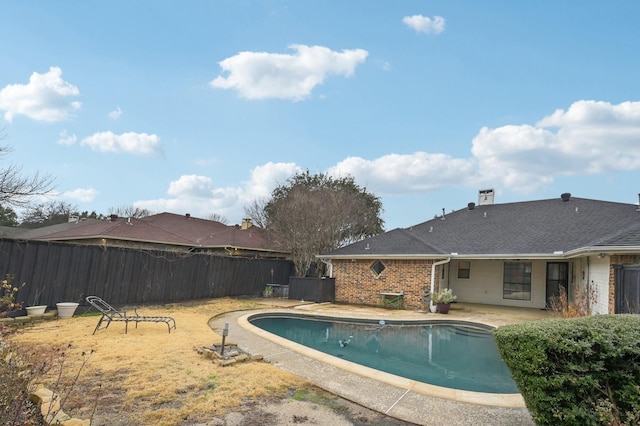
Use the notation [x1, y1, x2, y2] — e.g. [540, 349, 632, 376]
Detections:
[430, 257, 451, 311]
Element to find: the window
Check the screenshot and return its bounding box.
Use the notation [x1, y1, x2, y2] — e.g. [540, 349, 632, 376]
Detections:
[371, 260, 386, 277]
[503, 262, 532, 300]
[458, 261, 470, 279]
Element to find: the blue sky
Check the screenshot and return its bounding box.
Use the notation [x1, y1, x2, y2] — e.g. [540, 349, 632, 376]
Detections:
[1, 1, 639, 230]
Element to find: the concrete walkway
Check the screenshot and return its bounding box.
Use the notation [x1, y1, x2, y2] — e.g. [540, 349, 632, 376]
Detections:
[210, 301, 550, 426]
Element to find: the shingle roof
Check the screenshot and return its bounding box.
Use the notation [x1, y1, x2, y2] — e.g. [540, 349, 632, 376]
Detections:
[321, 196, 640, 258]
[31, 212, 289, 253]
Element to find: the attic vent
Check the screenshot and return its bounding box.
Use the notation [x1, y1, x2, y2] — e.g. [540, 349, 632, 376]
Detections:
[478, 189, 494, 205]
[561, 193, 571, 202]
[371, 260, 386, 277]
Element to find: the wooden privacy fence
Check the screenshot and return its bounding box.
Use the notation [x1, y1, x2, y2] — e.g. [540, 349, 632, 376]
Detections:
[0, 238, 293, 308]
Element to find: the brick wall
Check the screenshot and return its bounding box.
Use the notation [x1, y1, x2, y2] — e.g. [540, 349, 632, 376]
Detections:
[609, 254, 640, 314]
[332, 258, 441, 309]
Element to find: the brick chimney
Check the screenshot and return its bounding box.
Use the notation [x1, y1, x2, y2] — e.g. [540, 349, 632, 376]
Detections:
[241, 218, 253, 230]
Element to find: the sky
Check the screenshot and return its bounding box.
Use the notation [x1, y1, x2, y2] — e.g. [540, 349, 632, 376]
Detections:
[1, 1, 640, 230]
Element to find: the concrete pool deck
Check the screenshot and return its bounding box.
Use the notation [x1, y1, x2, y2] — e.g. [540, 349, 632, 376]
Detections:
[210, 301, 552, 425]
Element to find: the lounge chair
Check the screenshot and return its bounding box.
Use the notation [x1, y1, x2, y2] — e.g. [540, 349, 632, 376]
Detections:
[86, 296, 176, 334]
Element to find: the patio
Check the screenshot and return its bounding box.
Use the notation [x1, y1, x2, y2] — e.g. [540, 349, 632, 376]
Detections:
[211, 300, 553, 425]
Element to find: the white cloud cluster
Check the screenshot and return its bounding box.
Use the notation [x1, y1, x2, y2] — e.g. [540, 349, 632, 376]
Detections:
[80, 131, 163, 156]
[108, 106, 122, 120]
[332, 100, 640, 194]
[0, 67, 81, 122]
[472, 100, 640, 191]
[56, 130, 77, 146]
[135, 162, 300, 221]
[62, 187, 99, 203]
[134, 100, 640, 222]
[210, 44, 368, 101]
[402, 15, 446, 34]
[328, 153, 476, 193]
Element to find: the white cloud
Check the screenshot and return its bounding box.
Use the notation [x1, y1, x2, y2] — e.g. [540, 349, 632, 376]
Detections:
[57, 130, 77, 146]
[80, 131, 163, 156]
[135, 100, 640, 219]
[403, 15, 446, 34]
[210, 44, 368, 101]
[134, 162, 301, 222]
[62, 187, 98, 203]
[108, 106, 122, 120]
[0, 67, 81, 122]
[471, 100, 640, 191]
[328, 153, 476, 193]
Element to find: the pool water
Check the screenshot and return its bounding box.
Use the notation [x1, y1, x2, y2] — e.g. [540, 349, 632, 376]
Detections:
[250, 315, 518, 394]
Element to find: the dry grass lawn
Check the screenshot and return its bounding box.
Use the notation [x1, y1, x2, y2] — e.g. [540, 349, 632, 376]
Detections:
[8, 298, 313, 425]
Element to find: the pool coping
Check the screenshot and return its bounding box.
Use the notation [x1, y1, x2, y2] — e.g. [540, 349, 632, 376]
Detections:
[237, 309, 526, 408]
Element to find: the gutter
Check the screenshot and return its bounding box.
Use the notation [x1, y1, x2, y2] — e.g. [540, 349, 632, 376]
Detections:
[430, 257, 451, 311]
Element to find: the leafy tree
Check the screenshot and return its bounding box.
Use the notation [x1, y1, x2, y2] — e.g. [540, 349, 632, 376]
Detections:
[78, 210, 105, 220]
[107, 205, 152, 218]
[0, 204, 18, 226]
[20, 201, 78, 228]
[258, 171, 384, 276]
[0, 143, 54, 207]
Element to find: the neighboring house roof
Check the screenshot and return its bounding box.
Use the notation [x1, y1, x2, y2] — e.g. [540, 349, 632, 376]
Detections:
[319, 195, 640, 259]
[2, 219, 101, 240]
[26, 212, 289, 255]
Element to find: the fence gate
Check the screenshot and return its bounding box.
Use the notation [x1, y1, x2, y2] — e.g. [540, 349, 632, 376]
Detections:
[614, 264, 640, 314]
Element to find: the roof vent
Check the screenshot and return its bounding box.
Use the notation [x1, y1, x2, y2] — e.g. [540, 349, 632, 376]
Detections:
[185, 213, 191, 218]
[478, 189, 494, 205]
[561, 193, 571, 202]
[468, 202, 476, 210]
[109, 214, 118, 221]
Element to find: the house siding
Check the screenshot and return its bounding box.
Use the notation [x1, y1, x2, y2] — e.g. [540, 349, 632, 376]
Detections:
[332, 258, 438, 309]
[448, 259, 547, 309]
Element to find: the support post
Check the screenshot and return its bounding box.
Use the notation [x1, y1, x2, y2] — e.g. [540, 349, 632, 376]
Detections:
[220, 322, 229, 356]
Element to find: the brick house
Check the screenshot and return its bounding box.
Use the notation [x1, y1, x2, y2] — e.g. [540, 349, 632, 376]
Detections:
[29, 212, 290, 259]
[317, 191, 640, 313]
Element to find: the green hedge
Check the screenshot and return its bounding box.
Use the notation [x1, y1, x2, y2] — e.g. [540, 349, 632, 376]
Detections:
[494, 315, 640, 425]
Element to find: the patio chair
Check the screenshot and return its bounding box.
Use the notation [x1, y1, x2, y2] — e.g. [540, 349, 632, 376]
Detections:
[86, 296, 176, 335]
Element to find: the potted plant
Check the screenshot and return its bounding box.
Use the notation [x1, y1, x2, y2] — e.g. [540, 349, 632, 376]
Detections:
[433, 288, 457, 314]
[0, 274, 27, 318]
[263, 285, 274, 298]
[26, 286, 47, 316]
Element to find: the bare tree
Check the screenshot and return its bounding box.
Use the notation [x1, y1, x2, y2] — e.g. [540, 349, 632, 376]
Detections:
[107, 205, 152, 218]
[243, 198, 268, 228]
[0, 145, 54, 207]
[262, 171, 384, 276]
[207, 213, 229, 224]
[20, 200, 78, 228]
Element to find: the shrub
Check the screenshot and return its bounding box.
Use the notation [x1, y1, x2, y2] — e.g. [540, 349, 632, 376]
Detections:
[494, 315, 640, 425]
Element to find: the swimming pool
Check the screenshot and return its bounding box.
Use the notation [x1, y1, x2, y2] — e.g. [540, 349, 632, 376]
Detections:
[249, 313, 518, 394]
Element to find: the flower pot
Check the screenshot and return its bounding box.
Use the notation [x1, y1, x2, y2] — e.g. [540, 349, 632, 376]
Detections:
[56, 302, 79, 319]
[429, 304, 438, 313]
[436, 302, 451, 314]
[26, 305, 47, 316]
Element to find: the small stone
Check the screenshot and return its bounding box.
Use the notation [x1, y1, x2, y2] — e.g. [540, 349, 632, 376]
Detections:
[30, 387, 54, 404]
[250, 354, 264, 361]
[46, 409, 71, 425]
[218, 358, 237, 367]
[63, 417, 91, 426]
[234, 354, 249, 362]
